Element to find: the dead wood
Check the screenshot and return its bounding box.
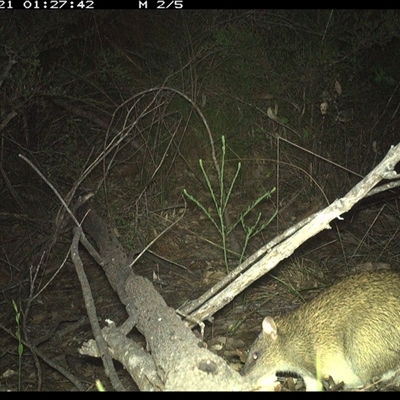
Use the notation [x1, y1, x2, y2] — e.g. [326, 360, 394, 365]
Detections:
[73, 201, 251, 391]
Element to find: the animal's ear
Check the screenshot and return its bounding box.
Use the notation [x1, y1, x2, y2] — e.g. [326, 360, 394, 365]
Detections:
[262, 316, 278, 341]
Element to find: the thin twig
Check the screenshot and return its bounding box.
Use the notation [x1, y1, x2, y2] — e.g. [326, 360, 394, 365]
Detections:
[71, 227, 126, 391]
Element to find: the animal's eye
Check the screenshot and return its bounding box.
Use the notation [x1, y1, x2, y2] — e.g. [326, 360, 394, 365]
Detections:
[252, 352, 259, 361]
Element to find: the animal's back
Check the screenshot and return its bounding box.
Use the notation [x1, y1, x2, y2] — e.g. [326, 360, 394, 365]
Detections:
[243, 271, 400, 390]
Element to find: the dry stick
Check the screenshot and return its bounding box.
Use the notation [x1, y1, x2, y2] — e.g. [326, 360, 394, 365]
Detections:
[350, 205, 385, 261]
[108, 86, 218, 195]
[23, 254, 48, 391]
[71, 228, 125, 391]
[0, 163, 26, 212]
[51, 89, 163, 254]
[18, 154, 124, 391]
[0, 111, 23, 211]
[179, 210, 318, 316]
[128, 199, 186, 269]
[51, 89, 173, 253]
[180, 142, 400, 325]
[19, 155, 81, 227]
[0, 53, 17, 89]
[30, 250, 70, 302]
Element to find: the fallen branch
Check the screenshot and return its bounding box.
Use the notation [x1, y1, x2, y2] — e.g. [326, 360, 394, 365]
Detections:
[179, 142, 400, 324]
[74, 201, 251, 391]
